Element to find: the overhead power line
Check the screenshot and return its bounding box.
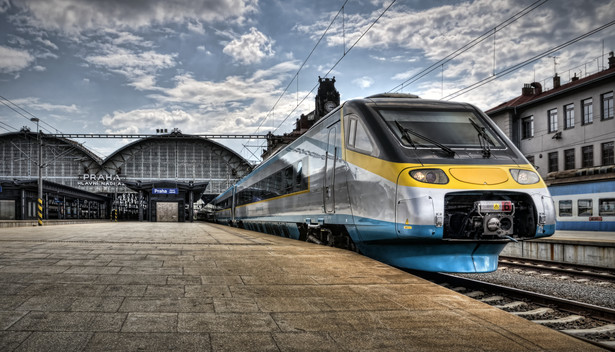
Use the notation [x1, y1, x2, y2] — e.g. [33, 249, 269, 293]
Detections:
[388, 0, 549, 93]
[0, 95, 64, 134]
[271, 0, 398, 134]
[442, 19, 615, 101]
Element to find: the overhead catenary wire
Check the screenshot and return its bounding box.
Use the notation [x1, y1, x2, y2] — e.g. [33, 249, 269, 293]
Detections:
[271, 0, 398, 134]
[0, 95, 63, 134]
[388, 0, 549, 93]
[442, 19, 615, 101]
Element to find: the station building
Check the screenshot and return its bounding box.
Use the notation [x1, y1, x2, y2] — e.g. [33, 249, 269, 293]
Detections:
[0, 129, 252, 222]
[486, 52, 615, 231]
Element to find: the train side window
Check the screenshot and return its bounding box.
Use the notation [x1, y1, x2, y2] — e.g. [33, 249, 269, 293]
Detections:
[284, 166, 293, 193]
[295, 161, 303, 186]
[599, 198, 615, 216]
[345, 115, 376, 155]
[558, 200, 572, 217]
[577, 199, 592, 216]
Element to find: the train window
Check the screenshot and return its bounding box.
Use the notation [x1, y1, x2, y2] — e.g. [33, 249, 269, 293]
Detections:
[346, 115, 375, 155]
[284, 166, 293, 192]
[558, 200, 572, 217]
[578, 199, 593, 216]
[296, 161, 303, 186]
[599, 198, 615, 216]
[378, 109, 505, 149]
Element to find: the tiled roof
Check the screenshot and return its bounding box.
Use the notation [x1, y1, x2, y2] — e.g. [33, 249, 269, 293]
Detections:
[486, 66, 615, 114]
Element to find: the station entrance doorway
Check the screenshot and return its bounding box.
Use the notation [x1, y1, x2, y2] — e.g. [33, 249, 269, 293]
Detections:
[156, 202, 179, 222]
[123, 180, 209, 222]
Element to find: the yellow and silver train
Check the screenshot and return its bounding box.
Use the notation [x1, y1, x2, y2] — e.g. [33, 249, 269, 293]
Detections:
[212, 94, 555, 272]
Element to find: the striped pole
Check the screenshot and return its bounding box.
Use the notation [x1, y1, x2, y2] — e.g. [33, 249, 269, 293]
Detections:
[37, 198, 43, 226]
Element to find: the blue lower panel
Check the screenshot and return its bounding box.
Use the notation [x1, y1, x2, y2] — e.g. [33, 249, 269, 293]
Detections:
[556, 221, 615, 231]
[359, 241, 508, 273]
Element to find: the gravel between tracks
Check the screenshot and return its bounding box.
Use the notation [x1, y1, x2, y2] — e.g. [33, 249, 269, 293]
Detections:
[455, 268, 615, 309]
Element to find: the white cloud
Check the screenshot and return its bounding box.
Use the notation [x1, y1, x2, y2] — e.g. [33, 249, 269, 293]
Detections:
[0, 45, 35, 73]
[102, 108, 193, 133]
[222, 27, 275, 65]
[32, 65, 45, 71]
[12, 97, 79, 113]
[187, 20, 206, 35]
[352, 76, 374, 89]
[13, 0, 258, 34]
[85, 46, 177, 90]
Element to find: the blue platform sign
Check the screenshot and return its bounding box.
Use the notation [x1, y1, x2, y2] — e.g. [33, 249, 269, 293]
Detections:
[152, 188, 178, 195]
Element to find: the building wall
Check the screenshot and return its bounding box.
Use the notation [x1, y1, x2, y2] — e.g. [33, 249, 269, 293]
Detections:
[518, 83, 614, 177]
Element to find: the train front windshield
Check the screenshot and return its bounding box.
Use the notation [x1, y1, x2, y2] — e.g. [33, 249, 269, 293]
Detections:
[378, 109, 506, 150]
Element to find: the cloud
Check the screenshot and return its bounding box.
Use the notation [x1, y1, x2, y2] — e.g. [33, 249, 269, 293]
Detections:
[85, 46, 177, 90]
[12, 0, 258, 34]
[0, 45, 35, 73]
[352, 76, 374, 89]
[222, 27, 275, 65]
[11, 97, 79, 113]
[102, 108, 193, 133]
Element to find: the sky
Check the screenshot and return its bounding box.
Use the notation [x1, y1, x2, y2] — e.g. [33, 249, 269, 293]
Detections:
[1, 0, 614, 163]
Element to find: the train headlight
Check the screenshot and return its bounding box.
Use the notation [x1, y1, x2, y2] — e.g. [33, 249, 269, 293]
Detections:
[510, 169, 540, 185]
[410, 169, 449, 184]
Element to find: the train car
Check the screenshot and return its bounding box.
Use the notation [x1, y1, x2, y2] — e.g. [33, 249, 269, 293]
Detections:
[211, 94, 556, 272]
[549, 177, 615, 231]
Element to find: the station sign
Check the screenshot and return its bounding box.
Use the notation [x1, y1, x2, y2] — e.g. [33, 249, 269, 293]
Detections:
[152, 188, 179, 195]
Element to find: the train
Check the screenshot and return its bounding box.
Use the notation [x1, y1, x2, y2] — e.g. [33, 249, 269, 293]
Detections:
[211, 93, 556, 273]
[549, 178, 615, 231]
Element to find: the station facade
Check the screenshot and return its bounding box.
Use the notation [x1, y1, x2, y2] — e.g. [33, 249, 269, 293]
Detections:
[0, 130, 252, 222]
[486, 52, 615, 231]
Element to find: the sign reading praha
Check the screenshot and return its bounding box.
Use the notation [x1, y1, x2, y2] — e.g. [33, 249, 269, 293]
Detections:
[77, 174, 124, 187]
[152, 188, 179, 195]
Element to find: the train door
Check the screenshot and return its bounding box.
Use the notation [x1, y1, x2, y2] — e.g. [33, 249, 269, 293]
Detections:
[324, 122, 339, 213]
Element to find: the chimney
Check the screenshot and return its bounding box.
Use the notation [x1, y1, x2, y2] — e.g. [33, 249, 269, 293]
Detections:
[530, 82, 542, 94]
[553, 74, 561, 89]
[609, 51, 615, 69]
[522, 83, 533, 96]
[571, 73, 579, 82]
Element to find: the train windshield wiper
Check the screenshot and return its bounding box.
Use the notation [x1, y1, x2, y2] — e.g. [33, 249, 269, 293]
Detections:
[394, 120, 455, 157]
[469, 118, 494, 158]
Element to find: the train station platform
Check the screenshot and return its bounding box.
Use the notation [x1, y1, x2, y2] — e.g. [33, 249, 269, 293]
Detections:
[0, 222, 600, 351]
[502, 230, 615, 269]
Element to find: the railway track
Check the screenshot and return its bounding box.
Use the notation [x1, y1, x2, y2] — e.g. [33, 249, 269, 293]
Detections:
[499, 256, 615, 282]
[416, 271, 615, 351]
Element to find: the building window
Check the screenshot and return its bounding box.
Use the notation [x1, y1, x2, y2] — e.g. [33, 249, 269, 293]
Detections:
[564, 148, 575, 170]
[526, 155, 535, 166]
[603, 91, 614, 120]
[548, 151, 558, 173]
[564, 104, 574, 129]
[548, 109, 558, 133]
[558, 200, 572, 217]
[581, 145, 593, 168]
[602, 142, 614, 165]
[578, 199, 593, 216]
[521, 116, 534, 139]
[582, 98, 593, 125]
[599, 198, 615, 216]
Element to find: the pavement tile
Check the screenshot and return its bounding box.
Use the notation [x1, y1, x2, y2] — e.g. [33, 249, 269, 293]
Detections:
[255, 297, 322, 313]
[184, 285, 232, 298]
[167, 275, 202, 285]
[213, 298, 260, 313]
[200, 275, 244, 285]
[95, 274, 168, 285]
[85, 332, 211, 351]
[119, 297, 214, 313]
[0, 310, 28, 330]
[211, 332, 277, 352]
[121, 312, 178, 333]
[16, 296, 75, 311]
[0, 331, 31, 351]
[0, 283, 30, 295]
[178, 312, 279, 333]
[9, 312, 126, 332]
[102, 284, 147, 296]
[144, 284, 185, 298]
[69, 297, 124, 312]
[0, 295, 29, 310]
[273, 332, 342, 351]
[12, 331, 92, 352]
[271, 312, 357, 332]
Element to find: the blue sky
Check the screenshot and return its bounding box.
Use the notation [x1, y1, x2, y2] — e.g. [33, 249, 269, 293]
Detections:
[1, 0, 614, 162]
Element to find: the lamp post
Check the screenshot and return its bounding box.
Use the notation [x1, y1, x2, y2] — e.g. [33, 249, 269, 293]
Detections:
[30, 118, 43, 226]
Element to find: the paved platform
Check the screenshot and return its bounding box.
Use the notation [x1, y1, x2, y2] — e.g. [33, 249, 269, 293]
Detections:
[0, 222, 601, 351]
